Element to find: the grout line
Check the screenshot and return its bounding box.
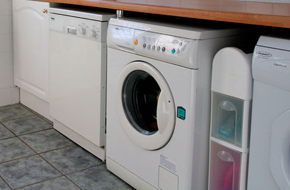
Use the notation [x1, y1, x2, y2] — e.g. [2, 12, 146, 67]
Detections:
[17, 127, 55, 137]
[0, 104, 114, 190]
[0, 175, 13, 190]
[63, 175, 83, 190]
[13, 175, 66, 190]
[0, 121, 51, 139]
[0, 114, 35, 123]
[37, 152, 86, 190]
[0, 153, 38, 165]
[63, 163, 105, 176]
[0, 136, 17, 142]
[37, 144, 76, 155]
[19, 103, 53, 125]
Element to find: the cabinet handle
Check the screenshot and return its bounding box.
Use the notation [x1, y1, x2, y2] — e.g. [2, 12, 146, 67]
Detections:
[43, 9, 48, 14]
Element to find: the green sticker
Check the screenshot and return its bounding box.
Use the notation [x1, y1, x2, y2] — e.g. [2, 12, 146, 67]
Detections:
[177, 107, 186, 120]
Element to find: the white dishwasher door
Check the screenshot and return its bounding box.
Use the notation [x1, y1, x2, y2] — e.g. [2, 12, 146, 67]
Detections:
[49, 23, 107, 147]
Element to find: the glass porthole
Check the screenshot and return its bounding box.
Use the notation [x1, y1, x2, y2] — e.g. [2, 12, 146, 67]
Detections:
[122, 70, 161, 135]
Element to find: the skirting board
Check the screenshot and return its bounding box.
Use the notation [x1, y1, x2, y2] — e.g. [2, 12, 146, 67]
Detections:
[0, 87, 19, 107]
[106, 157, 157, 190]
[20, 89, 52, 121]
[54, 119, 106, 161]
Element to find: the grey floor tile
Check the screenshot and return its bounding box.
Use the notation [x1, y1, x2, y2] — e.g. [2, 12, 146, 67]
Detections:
[0, 178, 11, 190]
[0, 123, 14, 140]
[18, 176, 80, 190]
[41, 145, 103, 174]
[67, 165, 133, 190]
[0, 104, 33, 122]
[0, 155, 61, 189]
[3, 115, 52, 136]
[0, 137, 35, 163]
[19, 129, 74, 153]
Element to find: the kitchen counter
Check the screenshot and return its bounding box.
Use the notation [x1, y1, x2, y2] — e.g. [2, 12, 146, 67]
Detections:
[38, 0, 290, 28]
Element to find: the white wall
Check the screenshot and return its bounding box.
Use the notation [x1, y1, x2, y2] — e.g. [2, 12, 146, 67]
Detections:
[0, 0, 19, 107]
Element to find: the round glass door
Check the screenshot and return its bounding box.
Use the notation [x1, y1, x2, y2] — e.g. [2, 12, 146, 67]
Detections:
[122, 70, 160, 135]
[116, 61, 176, 150]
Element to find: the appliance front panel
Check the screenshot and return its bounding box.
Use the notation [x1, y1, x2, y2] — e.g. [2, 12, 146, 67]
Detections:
[49, 30, 106, 146]
[106, 48, 210, 190]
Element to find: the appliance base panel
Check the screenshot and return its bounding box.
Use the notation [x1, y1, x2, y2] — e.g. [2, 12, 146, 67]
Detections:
[20, 89, 52, 121]
[54, 119, 105, 161]
[106, 157, 157, 190]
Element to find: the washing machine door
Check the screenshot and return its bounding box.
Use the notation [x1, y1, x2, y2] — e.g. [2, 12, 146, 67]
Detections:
[116, 61, 176, 150]
[270, 110, 290, 189]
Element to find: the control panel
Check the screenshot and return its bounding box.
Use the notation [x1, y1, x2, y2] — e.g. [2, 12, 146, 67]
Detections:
[134, 30, 192, 58]
[50, 13, 107, 42]
[133, 30, 196, 68]
[107, 25, 198, 68]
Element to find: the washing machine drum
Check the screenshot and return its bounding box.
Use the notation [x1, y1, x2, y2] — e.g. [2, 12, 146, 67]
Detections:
[116, 61, 176, 150]
[270, 110, 290, 189]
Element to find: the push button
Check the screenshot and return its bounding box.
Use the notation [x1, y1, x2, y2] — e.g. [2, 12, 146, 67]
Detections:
[134, 40, 138, 45]
[162, 47, 166, 52]
[171, 48, 176, 54]
[143, 43, 146, 48]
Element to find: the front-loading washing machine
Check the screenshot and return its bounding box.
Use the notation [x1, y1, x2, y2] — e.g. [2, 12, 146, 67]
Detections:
[106, 17, 247, 190]
[247, 36, 290, 190]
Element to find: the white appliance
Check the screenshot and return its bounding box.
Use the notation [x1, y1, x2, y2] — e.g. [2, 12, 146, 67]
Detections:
[106, 17, 247, 190]
[49, 7, 115, 160]
[247, 36, 290, 190]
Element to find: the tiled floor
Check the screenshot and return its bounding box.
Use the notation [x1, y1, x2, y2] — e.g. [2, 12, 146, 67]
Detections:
[0, 104, 133, 190]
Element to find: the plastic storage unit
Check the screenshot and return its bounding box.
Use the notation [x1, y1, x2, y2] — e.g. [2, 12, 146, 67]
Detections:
[208, 47, 252, 190]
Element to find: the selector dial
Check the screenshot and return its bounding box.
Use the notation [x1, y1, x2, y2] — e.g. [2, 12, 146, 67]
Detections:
[88, 30, 97, 38]
[78, 26, 86, 35]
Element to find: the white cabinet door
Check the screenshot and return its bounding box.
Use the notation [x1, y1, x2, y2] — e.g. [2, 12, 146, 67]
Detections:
[13, 0, 49, 102]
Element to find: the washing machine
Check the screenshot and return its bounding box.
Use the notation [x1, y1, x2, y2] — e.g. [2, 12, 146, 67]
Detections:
[247, 36, 290, 190]
[106, 17, 247, 190]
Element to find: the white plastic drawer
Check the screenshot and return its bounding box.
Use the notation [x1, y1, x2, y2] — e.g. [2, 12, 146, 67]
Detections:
[209, 141, 241, 190]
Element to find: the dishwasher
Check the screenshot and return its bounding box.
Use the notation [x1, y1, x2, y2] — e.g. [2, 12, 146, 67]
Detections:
[49, 6, 115, 160]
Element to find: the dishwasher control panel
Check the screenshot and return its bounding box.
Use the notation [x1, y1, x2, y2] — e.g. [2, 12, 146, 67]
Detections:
[50, 13, 108, 42]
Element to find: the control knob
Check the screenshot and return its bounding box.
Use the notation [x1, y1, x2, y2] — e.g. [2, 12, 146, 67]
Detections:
[78, 27, 86, 35]
[88, 30, 97, 38]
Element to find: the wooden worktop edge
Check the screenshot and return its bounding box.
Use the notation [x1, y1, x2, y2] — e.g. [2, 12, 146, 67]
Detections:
[39, 0, 290, 28]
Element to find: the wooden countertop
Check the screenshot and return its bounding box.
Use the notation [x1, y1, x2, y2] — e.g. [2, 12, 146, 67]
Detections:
[40, 0, 290, 28]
